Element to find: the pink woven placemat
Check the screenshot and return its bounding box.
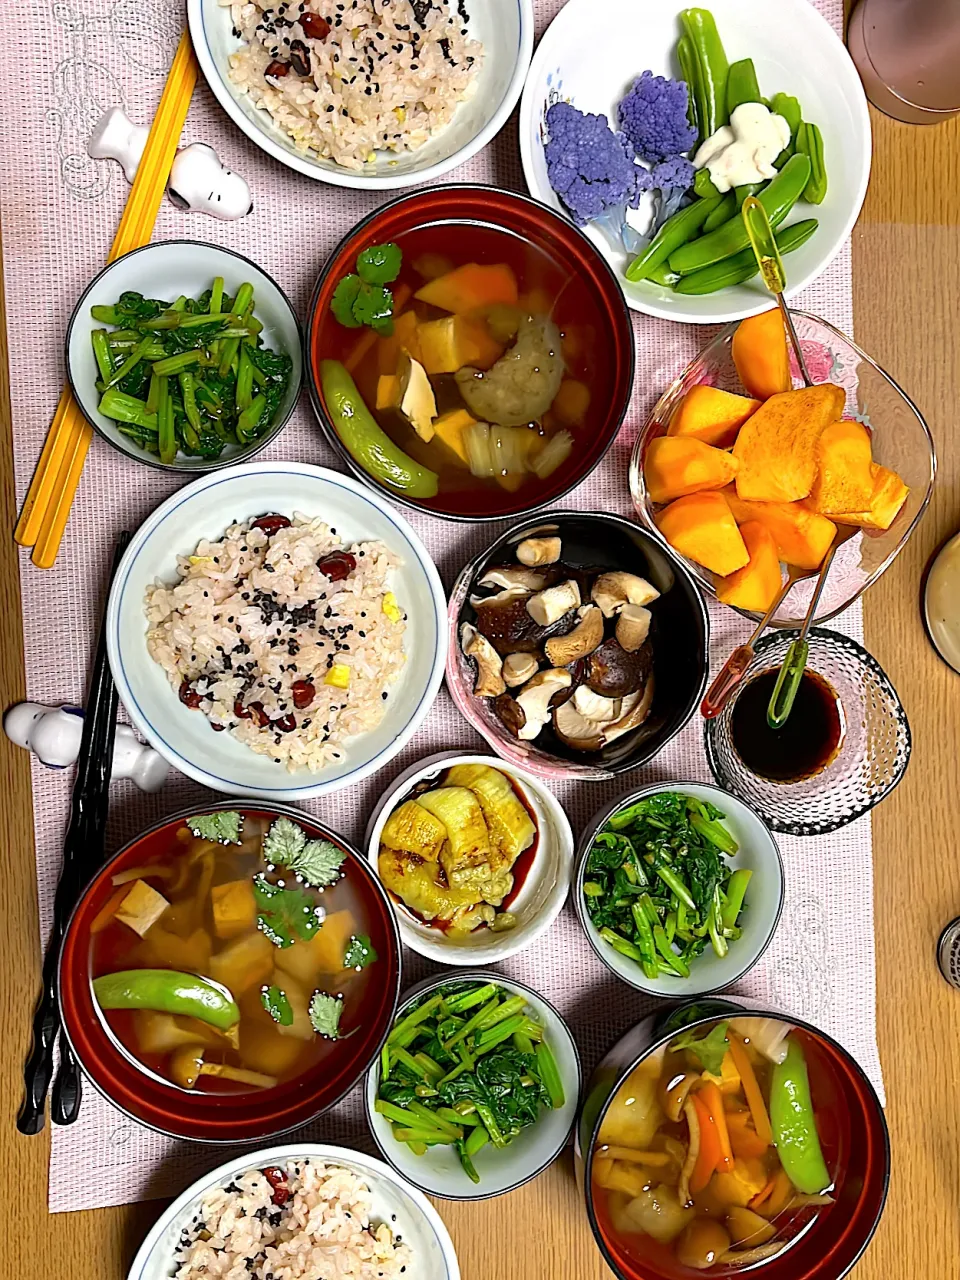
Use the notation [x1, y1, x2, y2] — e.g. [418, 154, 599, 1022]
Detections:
[0, 0, 879, 1214]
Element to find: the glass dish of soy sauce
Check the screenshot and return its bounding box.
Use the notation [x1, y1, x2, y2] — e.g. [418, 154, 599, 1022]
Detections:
[704, 628, 911, 836]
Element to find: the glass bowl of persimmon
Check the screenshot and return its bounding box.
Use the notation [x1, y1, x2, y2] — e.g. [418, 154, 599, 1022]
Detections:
[629, 310, 935, 629]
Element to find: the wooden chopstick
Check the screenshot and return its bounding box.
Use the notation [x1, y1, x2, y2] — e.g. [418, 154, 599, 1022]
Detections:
[16, 29, 198, 568]
[17, 533, 130, 1134]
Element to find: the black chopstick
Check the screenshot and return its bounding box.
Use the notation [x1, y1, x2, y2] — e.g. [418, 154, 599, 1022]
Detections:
[18, 532, 130, 1134]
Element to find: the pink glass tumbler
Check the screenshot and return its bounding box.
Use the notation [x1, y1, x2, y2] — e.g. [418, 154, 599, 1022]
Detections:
[848, 0, 960, 124]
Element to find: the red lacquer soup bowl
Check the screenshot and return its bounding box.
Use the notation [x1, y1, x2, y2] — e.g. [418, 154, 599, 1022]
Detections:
[576, 997, 889, 1280]
[59, 803, 401, 1143]
[307, 183, 636, 522]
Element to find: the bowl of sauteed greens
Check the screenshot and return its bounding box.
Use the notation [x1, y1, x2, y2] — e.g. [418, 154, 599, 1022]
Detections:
[66, 240, 302, 471]
[365, 972, 580, 1200]
[575, 783, 783, 997]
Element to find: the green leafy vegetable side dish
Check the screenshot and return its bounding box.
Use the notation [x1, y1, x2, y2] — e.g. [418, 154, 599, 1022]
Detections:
[260, 984, 294, 1026]
[343, 934, 378, 970]
[253, 874, 322, 949]
[330, 242, 402, 337]
[376, 980, 563, 1184]
[583, 791, 751, 982]
[309, 991, 343, 1038]
[671, 1021, 730, 1076]
[263, 817, 345, 888]
[187, 811, 243, 844]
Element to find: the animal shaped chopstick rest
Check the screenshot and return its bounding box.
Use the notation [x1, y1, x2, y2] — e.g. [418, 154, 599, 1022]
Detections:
[88, 107, 253, 220]
[4, 702, 169, 792]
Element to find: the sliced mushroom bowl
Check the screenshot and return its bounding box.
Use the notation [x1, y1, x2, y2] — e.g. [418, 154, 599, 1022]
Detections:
[364, 752, 574, 964]
[447, 513, 710, 781]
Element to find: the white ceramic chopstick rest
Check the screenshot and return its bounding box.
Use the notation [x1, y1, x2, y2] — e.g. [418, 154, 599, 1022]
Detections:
[87, 106, 149, 182]
[3, 702, 169, 792]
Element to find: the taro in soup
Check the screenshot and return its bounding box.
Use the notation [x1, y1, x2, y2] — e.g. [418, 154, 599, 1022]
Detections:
[591, 1017, 844, 1274]
[90, 811, 384, 1093]
[319, 222, 616, 516]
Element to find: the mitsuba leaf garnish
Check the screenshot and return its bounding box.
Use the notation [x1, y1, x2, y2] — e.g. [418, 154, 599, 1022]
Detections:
[261, 985, 293, 1026]
[308, 991, 343, 1039]
[253, 873, 323, 949]
[263, 816, 345, 888]
[671, 1022, 729, 1076]
[187, 811, 243, 844]
[343, 934, 378, 970]
[329, 243, 401, 336]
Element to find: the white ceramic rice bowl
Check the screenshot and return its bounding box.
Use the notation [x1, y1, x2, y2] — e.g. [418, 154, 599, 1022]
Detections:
[188, 0, 534, 189]
[127, 1143, 459, 1280]
[520, 0, 871, 323]
[365, 971, 581, 1199]
[107, 462, 447, 799]
[364, 751, 575, 964]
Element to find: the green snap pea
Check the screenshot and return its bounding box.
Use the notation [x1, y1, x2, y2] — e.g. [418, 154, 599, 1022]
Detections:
[735, 182, 764, 209]
[796, 121, 827, 204]
[674, 218, 818, 293]
[626, 195, 724, 283]
[703, 191, 738, 233]
[771, 93, 802, 167]
[676, 35, 698, 129]
[92, 969, 240, 1030]
[726, 58, 761, 114]
[770, 1037, 831, 1194]
[680, 8, 729, 143]
[320, 360, 439, 499]
[646, 262, 681, 289]
[694, 167, 721, 201]
[668, 153, 812, 275]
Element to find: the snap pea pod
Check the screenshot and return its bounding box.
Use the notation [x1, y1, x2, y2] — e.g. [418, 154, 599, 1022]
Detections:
[676, 35, 698, 129]
[771, 92, 802, 167]
[726, 58, 761, 113]
[92, 969, 240, 1030]
[674, 218, 818, 294]
[770, 1037, 831, 1194]
[735, 182, 764, 210]
[320, 360, 439, 499]
[647, 261, 681, 289]
[795, 121, 827, 204]
[703, 191, 737, 233]
[694, 167, 721, 200]
[680, 8, 729, 143]
[668, 153, 811, 275]
[625, 195, 723, 283]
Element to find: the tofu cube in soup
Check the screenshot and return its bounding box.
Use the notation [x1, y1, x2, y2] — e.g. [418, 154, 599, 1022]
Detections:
[212, 879, 258, 938]
[115, 880, 169, 937]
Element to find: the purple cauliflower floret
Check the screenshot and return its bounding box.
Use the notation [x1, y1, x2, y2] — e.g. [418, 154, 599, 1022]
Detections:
[651, 156, 696, 193]
[544, 101, 647, 226]
[618, 71, 698, 163]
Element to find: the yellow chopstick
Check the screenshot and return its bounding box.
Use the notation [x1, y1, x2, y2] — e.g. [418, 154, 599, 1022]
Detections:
[17, 28, 198, 568]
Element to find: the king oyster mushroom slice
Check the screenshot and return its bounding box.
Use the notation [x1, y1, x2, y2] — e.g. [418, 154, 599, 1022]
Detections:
[478, 565, 550, 592]
[502, 652, 539, 687]
[516, 536, 562, 567]
[554, 682, 654, 751]
[544, 604, 605, 666]
[603, 677, 655, 744]
[586, 636, 654, 698]
[460, 623, 505, 698]
[552, 698, 607, 751]
[572, 685, 623, 722]
[616, 603, 652, 652]
[526, 579, 580, 627]
[495, 668, 572, 741]
[591, 571, 660, 618]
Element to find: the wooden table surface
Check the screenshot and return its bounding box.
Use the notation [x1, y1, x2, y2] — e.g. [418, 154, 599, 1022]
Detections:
[1, 73, 958, 1280]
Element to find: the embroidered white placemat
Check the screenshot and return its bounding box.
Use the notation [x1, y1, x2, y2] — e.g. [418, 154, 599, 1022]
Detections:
[0, 0, 879, 1213]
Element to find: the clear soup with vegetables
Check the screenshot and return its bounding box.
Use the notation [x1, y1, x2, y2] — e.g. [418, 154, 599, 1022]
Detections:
[591, 1017, 844, 1275]
[89, 811, 386, 1093]
[318, 222, 615, 517]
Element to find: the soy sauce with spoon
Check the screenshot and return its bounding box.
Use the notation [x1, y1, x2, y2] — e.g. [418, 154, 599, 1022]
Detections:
[731, 666, 844, 783]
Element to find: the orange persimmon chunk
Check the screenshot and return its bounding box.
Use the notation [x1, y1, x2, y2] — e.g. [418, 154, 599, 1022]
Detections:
[830, 464, 909, 531]
[415, 263, 519, 315]
[732, 308, 791, 400]
[656, 491, 749, 577]
[733, 384, 846, 503]
[377, 311, 421, 374]
[808, 419, 875, 514]
[725, 487, 837, 570]
[416, 315, 502, 374]
[716, 522, 783, 612]
[644, 436, 739, 504]
[669, 385, 761, 447]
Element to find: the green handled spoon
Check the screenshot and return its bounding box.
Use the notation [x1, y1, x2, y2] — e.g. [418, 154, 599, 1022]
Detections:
[739, 195, 841, 730]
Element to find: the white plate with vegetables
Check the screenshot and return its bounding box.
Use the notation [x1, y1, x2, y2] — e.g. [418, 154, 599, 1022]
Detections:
[574, 782, 784, 996]
[365, 972, 581, 1200]
[519, 0, 870, 323]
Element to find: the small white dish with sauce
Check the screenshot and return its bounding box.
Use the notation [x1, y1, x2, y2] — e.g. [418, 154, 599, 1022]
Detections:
[924, 531, 960, 674]
[364, 751, 574, 964]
